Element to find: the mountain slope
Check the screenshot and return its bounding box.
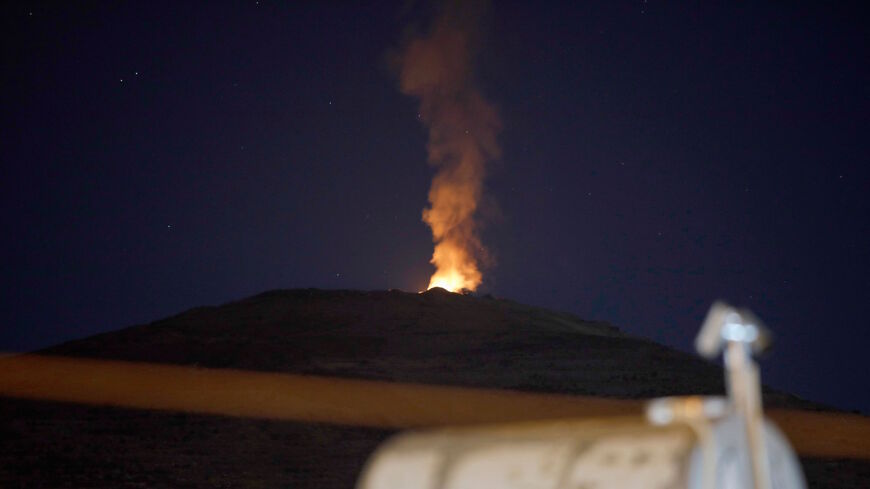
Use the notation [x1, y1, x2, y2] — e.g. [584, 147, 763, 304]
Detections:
[1, 288, 865, 487]
[41, 288, 781, 403]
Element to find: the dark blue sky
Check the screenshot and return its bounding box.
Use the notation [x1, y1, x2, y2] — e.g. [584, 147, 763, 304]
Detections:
[2, 1, 868, 412]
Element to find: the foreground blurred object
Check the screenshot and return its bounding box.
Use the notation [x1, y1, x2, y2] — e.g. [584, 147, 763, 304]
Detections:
[357, 302, 806, 489]
[0, 352, 865, 457]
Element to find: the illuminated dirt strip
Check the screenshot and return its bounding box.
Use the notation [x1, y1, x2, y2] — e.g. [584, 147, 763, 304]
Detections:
[1, 353, 867, 459]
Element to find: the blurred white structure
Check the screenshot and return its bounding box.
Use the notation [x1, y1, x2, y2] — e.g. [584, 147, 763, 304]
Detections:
[357, 302, 806, 489]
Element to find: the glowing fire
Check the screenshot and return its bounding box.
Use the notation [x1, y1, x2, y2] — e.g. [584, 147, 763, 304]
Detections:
[427, 241, 482, 292]
[397, 9, 501, 293]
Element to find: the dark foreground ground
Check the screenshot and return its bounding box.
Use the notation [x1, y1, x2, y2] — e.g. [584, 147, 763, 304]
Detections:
[1, 289, 867, 487]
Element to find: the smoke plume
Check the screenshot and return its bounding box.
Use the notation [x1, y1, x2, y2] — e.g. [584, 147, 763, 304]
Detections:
[397, 4, 501, 292]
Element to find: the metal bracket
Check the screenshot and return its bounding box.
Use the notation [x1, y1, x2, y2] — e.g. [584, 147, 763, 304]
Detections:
[696, 301, 773, 489]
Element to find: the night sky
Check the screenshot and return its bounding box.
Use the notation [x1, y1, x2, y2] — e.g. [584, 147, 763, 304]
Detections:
[2, 2, 868, 413]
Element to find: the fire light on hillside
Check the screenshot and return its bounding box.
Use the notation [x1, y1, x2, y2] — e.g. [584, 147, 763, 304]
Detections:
[426, 241, 480, 292]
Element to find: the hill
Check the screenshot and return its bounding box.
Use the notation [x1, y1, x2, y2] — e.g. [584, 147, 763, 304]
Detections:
[1, 288, 867, 487]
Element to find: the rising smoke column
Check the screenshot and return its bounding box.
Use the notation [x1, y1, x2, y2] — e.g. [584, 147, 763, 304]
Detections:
[397, 5, 501, 292]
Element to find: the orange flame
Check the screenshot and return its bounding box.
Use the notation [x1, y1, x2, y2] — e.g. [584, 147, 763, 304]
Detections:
[398, 10, 501, 293]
